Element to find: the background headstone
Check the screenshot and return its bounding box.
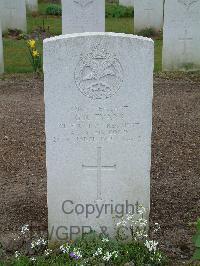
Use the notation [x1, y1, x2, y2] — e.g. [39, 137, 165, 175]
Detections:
[0, 0, 27, 33]
[26, 0, 38, 12]
[119, 0, 134, 7]
[0, 21, 4, 74]
[61, 0, 105, 34]
[44, 32, 154, 241]
[134, 0, 164, 32]
[162, 0, 200, 71]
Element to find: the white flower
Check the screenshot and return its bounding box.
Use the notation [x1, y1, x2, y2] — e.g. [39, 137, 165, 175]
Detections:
[116, 219, 127, 227]
[145, 240, 158, 253]
[30, 257, 36, 262]
[21, 224, 29, 235]
[127, 214, 134, 221]
[102, 237, 109, 243]
[44, 249, 52, 256]
[93, 247, 103, 257]
[112, 250, 118, 259]
[154, 223, 161, 232]
[15, 251, 21, 258]
[134, 230, 147, 240]
[156, 253, 162, 262]
[31, 237, 47, 249]
[137, 218, 148, 227]
[102, 251, 112, 261]
[71, 247, 82, 259]
[138, 206, 146, 215]
[60, 243, 70, 254]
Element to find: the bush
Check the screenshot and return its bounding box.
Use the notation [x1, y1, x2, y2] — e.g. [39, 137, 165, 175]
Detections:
[0, 232, 167, 265]
[45, 3, 133, 18]
[106, 4, 134, 18]
[137, 28, 157, 38]
[46, 4, 61, 16]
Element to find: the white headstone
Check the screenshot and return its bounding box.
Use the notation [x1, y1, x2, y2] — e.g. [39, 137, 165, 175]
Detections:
[119, 0, 134, 7]
[44, 32, 154, 241]
[163, 0, 200, 71]
[134, 0, 164, 32]
[26, 0, 38, 12]
[61, 0, 105, 34]
[0, 0, 27, 33]
[0, 21, 4, 74]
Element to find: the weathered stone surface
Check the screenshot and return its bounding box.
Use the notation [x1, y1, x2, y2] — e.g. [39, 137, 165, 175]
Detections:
[134, 0, 164, 32]
[26, 0, 38, 12]
[162, 0, 200, 71]
[61, 0, 105, 34]
[119, 0, 134, 7]
[0, 0, 27, 33]
[44, 32, 154, 241]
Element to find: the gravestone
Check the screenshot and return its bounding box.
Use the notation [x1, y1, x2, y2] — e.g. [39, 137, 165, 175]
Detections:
[134, 0, 164, 32]
[119, 0, 134, 7]
[0, 0, 27, 33]
[44, 32, 154, 241]
[26, 0, 38, 12]
[61, 0, 105, 34]
[163, 0, 200, 71]
[0, 21, 4, 74]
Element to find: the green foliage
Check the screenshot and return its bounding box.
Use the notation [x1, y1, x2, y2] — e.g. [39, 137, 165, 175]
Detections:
[137, 28, 157, 38]
[45, 4, 62, 16]
[26, 40, 42, 73]
[106, 4, 134, 18]
[0, 232, 167, 266]
[193, 218, 200, 261]
[45, 3, 133, 18]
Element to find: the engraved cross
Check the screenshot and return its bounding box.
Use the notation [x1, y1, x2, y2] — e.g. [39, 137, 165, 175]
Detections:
[5, 5, 17, 17]
[82, 147, 116, 200]
[179, 29, 193, 57]
[144, 4, 154, 20]
[144, 2, 154, 13]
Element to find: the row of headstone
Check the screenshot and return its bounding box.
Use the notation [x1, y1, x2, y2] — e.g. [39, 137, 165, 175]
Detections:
[120, 0, 200, 71]
[0, 0, 199, 72]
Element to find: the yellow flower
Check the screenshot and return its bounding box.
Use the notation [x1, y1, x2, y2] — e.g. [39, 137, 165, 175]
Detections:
[32, 50, 39, 57]
[28, 39, 36, 49]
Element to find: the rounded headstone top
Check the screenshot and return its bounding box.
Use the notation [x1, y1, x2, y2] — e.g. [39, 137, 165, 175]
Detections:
[43, 32, 154, 46]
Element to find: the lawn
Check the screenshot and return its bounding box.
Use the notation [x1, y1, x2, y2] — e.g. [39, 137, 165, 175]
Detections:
[3, 2, 163, 73]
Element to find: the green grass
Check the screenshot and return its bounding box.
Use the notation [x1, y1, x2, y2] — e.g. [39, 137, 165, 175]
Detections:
[106, 17, 134, 34]
[38, 2, 50, 15]
[2, 3, 162, 73]
[4, 39, 43, 73]
[154, 39, 162, 72]
[27, 16, 61, 35]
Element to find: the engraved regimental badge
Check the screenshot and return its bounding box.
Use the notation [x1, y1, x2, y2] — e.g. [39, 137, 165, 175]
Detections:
[74, 43, 124, 100]
[178, 0, 200, 9]
[73, 0, 94, 8]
